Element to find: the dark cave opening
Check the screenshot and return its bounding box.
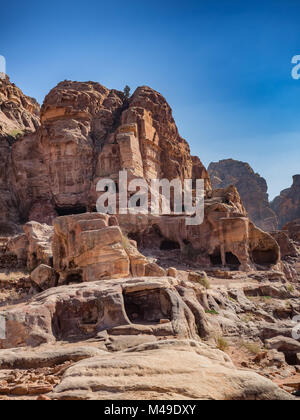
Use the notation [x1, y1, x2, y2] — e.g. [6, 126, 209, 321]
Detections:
[55, 205, 87, 217]
[65, 272, 83, 285]
[160, 239, 181, 251]
[210, 249, 222, 266]
[128, 232, 141, 246]
[251, 248, 278, 266]
[225, 252, 241, 267]
[284, 353, 299, 366]
[123, 288, 172, 324]
[51, 299, 103, 341]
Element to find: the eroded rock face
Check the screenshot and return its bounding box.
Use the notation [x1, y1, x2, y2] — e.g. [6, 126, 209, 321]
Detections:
[283, 219, 300, 243]
[0, 277, 207, 349]
[208, 159, 278, 231]
[6, 221, 53, 270]
[0, 76, 40, 136]
[272, 175, 300, 228]
[4, 81, 212, 228]
[47, 339, 292, 401]
[117, 186, 280, 271]
[52, 213, 130, 283]
[0, 76, 40, 233]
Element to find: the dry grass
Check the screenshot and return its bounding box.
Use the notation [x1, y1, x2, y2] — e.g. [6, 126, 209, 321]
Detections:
[239, 340, 262, 356]
[0, 270, 28, 282]
[216, 336, 229, 352]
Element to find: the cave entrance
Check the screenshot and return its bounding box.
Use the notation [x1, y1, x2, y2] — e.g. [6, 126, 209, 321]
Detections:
[225, 252, 241, 268]
[55, 206, 87, 217]
[51, 299, 103, 341]
[210, 249, 222, 266]
[123, 288, 172, 325]
[160, 239, 180, 251]
[284, 353, 299, 366]
[251, 249, 277, 266]
[65, 272, 83, 285]
[128, 232, 141, 247]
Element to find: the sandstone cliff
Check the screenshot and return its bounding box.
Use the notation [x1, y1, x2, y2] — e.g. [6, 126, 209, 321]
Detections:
[1, 80, 212, 230]
[271, 175, 300, 228]
[0, 76, 40, 233]
[208, 159, 278, 231]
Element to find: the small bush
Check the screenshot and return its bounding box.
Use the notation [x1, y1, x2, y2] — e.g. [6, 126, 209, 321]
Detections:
[229, 297, 237, 303]
[205, 309, 219, 315]
[216, 336, 229, 352]
[240, 341, 262, 356]
[122, 235, 131, 250]
[9, 129, 23, 138]
[287, 284, 295, 293]
[241, 314, 255, 324]
[189, 271, 210, 289]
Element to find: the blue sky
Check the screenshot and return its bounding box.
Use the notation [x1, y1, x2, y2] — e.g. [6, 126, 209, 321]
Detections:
[1, 0, 300, 199]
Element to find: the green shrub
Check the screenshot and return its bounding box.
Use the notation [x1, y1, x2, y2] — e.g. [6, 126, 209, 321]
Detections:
[205, 309, 219, 315]
[9, 129, 23, 138]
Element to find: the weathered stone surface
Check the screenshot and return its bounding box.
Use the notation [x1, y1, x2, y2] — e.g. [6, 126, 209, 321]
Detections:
[23, 222, 53, 270]
[272, 175, 300, 228]
[265, 336, 300, 353]
[117, 187, 280, 271]
[0, 76, 40, 135]
[6, 222, 53, 270]
[0, 346, 106, 369]
[52, 213, 130, 283]
[3, 81, 212, 227]
[270, 231, 298, 259]
[208, 159, 278, 231]
[0, 76, 40, 234]
[0, 277, 205, 349]
[31, 264, 57, 291]
[48, 339, 292, 400]
[283, 219, 300, 243]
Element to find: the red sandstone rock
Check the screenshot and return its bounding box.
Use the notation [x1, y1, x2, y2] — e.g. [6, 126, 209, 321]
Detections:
[272, 175, 300, 228]
[208, 159, 278, 231]
[0, 76, 40, 233]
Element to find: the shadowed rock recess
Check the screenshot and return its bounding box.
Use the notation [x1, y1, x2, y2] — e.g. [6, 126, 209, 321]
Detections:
[0, 78, 299, 401]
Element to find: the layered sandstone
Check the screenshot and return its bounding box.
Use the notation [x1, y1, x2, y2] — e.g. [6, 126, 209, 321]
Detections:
[117, 186, 280, 271]
[271, 175, 300, 228]
[208, 159, 278, 231]
[0, 76, 40, 233]
[2, 81, 212, 230]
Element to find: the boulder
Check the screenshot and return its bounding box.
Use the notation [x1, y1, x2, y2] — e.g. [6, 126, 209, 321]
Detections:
[52, 213, 130, 283]
[31, 264, 57, 291]
[47, 339, 293, 400]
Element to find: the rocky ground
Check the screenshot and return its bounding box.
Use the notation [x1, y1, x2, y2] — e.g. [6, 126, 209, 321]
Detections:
[0, 234, 299, 400]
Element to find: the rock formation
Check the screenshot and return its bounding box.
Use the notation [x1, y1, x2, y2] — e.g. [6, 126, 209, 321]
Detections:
[0, 77, 299, 401]
[117, 186, 280, 272]
[208, 159, 278, 231]
[0, 76, 40, 233]
[1, 81, 212, 230]
[271, 175, 300, 228]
